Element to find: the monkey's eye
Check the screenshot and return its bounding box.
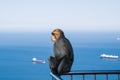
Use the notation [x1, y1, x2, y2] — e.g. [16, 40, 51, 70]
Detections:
[52, 32, 58, 36]
[52, 32, 59, 37]
[52, 32, 55, 35]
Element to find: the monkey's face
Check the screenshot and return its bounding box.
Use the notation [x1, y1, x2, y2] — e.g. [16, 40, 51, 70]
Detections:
[51, 35, 57, 42]
[51, 29, 62, 42]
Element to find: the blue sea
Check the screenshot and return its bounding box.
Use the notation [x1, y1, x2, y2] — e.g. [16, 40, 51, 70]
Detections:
[0, 32, 120, 80]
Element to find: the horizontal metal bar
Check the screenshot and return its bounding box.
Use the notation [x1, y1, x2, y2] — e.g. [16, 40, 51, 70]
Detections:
[62, 70, 120, 75]
[50, 72, 62, 80]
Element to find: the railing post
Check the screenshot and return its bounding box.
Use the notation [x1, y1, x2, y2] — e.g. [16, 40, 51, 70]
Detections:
[94, 74, 96, 80]
[82, 74, 84, 80]
[106, 74, 108, 80]
[118, 74, 120, 80]
[70, 75, 73, 80]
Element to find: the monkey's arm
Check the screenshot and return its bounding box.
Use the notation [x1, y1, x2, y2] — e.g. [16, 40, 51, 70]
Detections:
[58, 39, 70, 59]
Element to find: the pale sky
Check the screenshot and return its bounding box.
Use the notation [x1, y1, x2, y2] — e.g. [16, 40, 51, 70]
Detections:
[0, 0, 120, 32]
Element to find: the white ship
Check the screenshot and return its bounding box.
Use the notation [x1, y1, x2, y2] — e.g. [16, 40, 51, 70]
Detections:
[100, 53, 119, 59]
[32, 57, 46, 63]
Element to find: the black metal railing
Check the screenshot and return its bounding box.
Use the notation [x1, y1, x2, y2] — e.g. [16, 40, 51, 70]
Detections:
[50, 70, 120, 80]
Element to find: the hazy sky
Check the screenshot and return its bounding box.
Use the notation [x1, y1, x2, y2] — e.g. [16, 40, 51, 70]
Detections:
[0, 0, 120, 32]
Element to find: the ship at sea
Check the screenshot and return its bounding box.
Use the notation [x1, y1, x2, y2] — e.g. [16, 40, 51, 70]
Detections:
[100, 53, 119, 59]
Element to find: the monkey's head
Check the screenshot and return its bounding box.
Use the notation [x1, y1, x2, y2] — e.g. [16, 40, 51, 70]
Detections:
[51, 29, 65, 42]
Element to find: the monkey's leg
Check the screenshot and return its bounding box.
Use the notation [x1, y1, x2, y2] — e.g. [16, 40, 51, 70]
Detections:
[57, 58, 70, 75]
[48, 56, 58, 74]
